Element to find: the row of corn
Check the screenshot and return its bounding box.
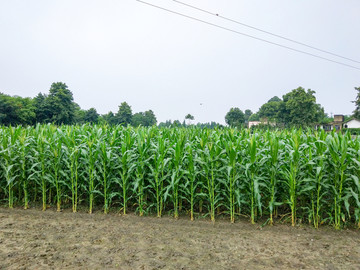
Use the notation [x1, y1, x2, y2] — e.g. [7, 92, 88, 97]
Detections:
[0, 124, 359, 229]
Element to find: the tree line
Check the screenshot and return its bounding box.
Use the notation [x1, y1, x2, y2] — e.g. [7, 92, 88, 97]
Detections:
[225, 86, 360, 128]
[1, 83, 359, 127]
[0, 82, 156, 127]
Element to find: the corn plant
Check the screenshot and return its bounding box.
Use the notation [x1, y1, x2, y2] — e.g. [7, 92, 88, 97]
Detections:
[244, 132, 267, 224]
[48, 129, 65, 212]
[264, 131, 283, 225]
[347, 137, 360, 228]
[149, 132, 170, 217]
[97, 130, 117, 214]
[327, 132, 351, 229]
[0, 126, 20, 208]
[116, 127, 136, 215]
[17, 128, 34, 209]
[82, 127, 100, 214]
[166, 132, 186, 219]
[133, 129, 150, 216]
[282, 130, 304, 226]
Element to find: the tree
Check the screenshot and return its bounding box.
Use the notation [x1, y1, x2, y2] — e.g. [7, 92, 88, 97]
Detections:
[268, 96, 282, 103]
[248, 113, 260, 121]
[46, 82, 76, 124]
[244, 109, 253, 123]
[34, 93, 51, 123]
[84, 108, 99, 124]
[116, 102, 132, 125]
[0, 93, 36, 125]
[225, 108, 245, 127]
[352, 86, 360, 119]
[280, 87, 324, 127]
[0, 93, 20, 125]
[131, 110, 157, 127]
[102, 111, 117, 125]
[185, 114, 194, 125]
[258, 100, 282, 121]
[143, 110, 157, 126]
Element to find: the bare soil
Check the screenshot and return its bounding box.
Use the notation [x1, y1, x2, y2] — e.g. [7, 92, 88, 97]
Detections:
[0, 207, 359, 270]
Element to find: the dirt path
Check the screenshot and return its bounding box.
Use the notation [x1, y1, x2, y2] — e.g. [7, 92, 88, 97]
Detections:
[0, 208, 359, 270]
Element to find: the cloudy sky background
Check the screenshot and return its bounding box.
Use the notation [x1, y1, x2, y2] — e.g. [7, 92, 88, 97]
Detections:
[1, 0, 359, 124]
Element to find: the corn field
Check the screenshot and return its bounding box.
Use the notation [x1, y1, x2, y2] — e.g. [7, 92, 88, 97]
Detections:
[1, 124, 360, 229]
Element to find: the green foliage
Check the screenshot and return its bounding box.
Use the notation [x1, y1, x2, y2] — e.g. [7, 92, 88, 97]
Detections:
[185, 114, 194, 121]
[47, 82, 76, 124]
[352, 87, 360, 119]
[280, 87, 324, 127]
[248, 113, 260, 121]
[343, 128, 360, 135]
[225, 108, 245, 127]
[132, 110, 157, 127]
[1, 125, 360, 229]
[83, 108, 99, 124]
[0, 93, 36, 125]
[258, 100, 282, 121]
[244, 109, 253, 122]
[116, 102, 132, 125]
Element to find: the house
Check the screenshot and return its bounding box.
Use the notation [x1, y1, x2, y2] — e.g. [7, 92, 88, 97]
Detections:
[344, 118, 360, 129]
[316, 115, 360, 131]
[248, 118, 276, 128]
[248, 121, 261, 128]
[332, 115, 344, 130]
[315, 114, 344, 131]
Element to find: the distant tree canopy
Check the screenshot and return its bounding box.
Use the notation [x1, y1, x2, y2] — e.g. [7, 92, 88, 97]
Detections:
[256, 87, 324, 127]
[281, 87, 324, 126]
[225, 107, 245, 127]
[244, 109, 252, 123]
[0, 93, 35, 125]
[0, 82, 157, 127]
[0, 83, 352, 128]
[116, 102, 132, 125]
[84, 108, 99, 124]
[132, 110, 157, 127]
[353, 86, 360, 119]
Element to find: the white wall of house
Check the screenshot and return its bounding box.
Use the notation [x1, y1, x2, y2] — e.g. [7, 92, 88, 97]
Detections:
[345, 119, 360, 128]
[248, 121, 261, 128]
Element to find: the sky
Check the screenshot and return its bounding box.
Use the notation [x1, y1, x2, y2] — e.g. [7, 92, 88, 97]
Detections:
[0, 0, 359, 124]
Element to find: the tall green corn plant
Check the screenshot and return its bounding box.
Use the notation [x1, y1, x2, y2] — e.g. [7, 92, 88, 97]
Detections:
[346, 136, 360, 228]
[49, 128, 66, 212]
[82, 127, 101, 214]
[166, 131, 186, 219]
[265, 131, 283, 225]
[33, 125, 50, 211]
[116, 127, 136, 215]
[307, 130, 328, 228]
[282, 130, 303, 226]
[0, 126, 20, 208]
[17, 127, 34, 209]
[223, 137, 240, 223]
[326, 132, 351, 229]
[63, 126, 83, 213]
[133, 128, 150, 216]
[183, 141, 203, 221]
[97, 129, 117, 214]
[197, 131, 224, 222]
[149, 131, 170, 217]
[245, 132, 266, 224]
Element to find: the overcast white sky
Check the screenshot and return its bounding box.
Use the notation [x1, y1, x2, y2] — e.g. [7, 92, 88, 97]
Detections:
[0, 0, 359, 124]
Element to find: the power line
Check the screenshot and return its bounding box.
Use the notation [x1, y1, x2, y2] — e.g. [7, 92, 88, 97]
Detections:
[136, 0, 360, 71]
[172, 0, 360, 64]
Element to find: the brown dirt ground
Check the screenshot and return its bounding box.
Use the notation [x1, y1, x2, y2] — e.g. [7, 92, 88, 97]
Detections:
[0, 207, 359, 270]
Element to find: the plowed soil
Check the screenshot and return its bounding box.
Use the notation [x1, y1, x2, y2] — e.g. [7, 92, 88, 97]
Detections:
[0, 207, 359, 270]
